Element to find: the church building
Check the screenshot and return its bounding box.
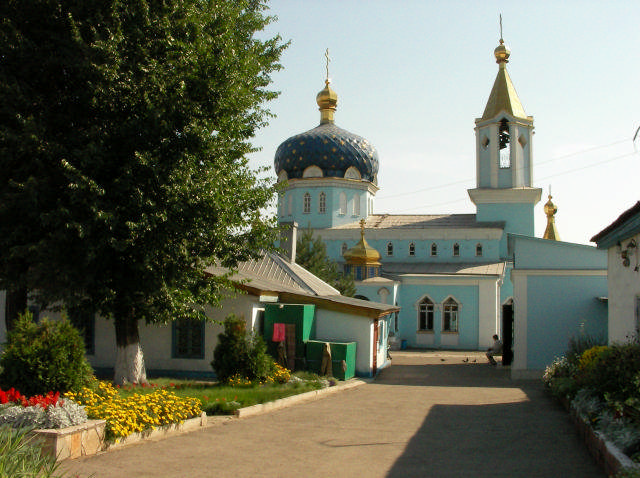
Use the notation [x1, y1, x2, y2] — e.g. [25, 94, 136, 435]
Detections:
[274, 36, 545, 355]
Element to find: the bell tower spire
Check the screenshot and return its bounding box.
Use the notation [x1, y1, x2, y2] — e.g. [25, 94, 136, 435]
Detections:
[468, 19, 542, 255]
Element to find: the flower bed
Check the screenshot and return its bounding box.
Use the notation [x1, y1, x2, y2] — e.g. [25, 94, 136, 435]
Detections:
[67, 381, 202, 442]
[544, 339, 640, 477]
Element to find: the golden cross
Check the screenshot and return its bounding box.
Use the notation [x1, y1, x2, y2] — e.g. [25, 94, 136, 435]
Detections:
[325, 48, 331, 81]
[499, 14, 503, 41]
[359, 218, 366, 238]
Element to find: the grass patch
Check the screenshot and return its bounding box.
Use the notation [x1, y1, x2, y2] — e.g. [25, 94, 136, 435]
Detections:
[116, 373, 327, 415]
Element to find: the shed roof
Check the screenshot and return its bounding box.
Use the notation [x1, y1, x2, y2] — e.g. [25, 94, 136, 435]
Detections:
[206, 251, 398, 319]
[591, 201, 640, 249]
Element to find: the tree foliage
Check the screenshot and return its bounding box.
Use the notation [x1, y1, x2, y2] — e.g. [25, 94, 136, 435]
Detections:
[295, 229, 356, 297]
[0, 0, 287, 380]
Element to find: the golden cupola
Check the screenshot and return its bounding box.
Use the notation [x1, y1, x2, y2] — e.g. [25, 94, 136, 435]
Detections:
[316, 79, 338, 124]
[542, 194, 560, 241]
[343, 219, 381, 280]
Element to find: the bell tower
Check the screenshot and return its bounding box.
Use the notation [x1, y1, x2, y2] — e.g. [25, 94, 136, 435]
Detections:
[468, 28, 541, 251]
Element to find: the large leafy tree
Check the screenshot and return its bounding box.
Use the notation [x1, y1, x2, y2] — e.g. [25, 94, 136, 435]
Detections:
[296, 229, 356, 297]
[0, 0, 287, 384]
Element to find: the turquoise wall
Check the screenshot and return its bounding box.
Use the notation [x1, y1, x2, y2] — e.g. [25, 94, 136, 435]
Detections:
[526, 275, 608, 370]
[477, 203, 535, 257]
[509, 234, 607, 270]
[279, 185, 368, 229]
[394, 284, 479, 349]
[323, 237, 503, 264]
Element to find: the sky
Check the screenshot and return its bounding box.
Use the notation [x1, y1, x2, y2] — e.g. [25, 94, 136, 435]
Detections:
[249, 0, 640, 245]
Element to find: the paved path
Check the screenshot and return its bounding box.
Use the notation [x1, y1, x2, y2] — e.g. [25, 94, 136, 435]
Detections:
[62, 351, 604, 478]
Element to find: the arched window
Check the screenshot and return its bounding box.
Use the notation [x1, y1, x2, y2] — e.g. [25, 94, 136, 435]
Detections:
[387, 242, 394, 256]
[442, 297, 459, 332]
[418, 297, 434, 331]
[339, 192, 347, 215]
[409, 242, 416, 256]
[378, 288, 389, 304]
[499, 118, 511, 169]
[341, 242, 348, 255]
[453, 243, 460, 257]
[476, 243, 483, 256]
[353, 196, 360, 216]
[319, 192, 326, 214]
[287, 195, 293, 215]
[303, 192, 311, 214]
[431, 243, 438, 256]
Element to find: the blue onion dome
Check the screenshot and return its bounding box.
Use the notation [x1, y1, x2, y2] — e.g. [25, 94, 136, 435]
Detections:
[274, 80, 379, 183]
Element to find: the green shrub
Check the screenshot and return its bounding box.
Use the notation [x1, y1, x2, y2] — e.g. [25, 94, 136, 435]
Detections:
[566, 332, 607, 365]
[578, 342, 640, 401]
[211, 314, 276, 384]
[0, 313, 94, 396]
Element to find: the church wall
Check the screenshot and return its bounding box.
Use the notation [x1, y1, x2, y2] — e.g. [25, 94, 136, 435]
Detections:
[510, 235, 606, 270]
[395, 282, 480, 349]
[477, 203, 535, 238]
[323, 237, 503, 265]
[525, 274, 608, 371]
[279, 180, 370, 229]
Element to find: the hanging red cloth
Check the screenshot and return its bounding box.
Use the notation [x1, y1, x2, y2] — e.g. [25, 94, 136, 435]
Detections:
[272, 323, 286, 342]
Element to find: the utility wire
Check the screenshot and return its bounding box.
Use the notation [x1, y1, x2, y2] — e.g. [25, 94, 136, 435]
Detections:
[388, 148, 639, 214]
[377, 138, 630, 202]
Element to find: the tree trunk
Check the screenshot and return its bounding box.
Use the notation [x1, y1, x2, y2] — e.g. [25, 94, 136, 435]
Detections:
[113, 308, 148, 385]
[5, 288, 27, 332]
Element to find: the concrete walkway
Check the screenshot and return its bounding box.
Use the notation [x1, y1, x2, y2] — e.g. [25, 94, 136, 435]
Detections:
[62, 351, 604, 478]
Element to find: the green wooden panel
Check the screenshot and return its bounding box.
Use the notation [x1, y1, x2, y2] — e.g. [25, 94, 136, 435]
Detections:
[264, 304, 316, 343]
[305, 340, 356, 380]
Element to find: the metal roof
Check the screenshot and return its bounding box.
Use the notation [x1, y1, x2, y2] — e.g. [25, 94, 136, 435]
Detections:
[381, 261, 506, 276]
[332, 214, 505, 230]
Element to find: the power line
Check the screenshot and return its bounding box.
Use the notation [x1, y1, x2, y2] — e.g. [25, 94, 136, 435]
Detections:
[376, 138, 631, 202]
[387, 148, 639, 214]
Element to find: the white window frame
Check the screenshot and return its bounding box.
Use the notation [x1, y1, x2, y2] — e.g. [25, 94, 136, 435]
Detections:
[339, 192, 347, 215]
[303, 192, 311, 214]
[442, 296, 460, 333]
[319, 192, 326, 214]
[417, 296, 435, 331]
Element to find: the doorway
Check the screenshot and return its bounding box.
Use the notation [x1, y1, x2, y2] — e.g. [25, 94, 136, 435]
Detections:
[501, 300, 514, 366]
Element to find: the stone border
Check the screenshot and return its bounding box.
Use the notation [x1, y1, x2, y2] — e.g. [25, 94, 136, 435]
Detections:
[29, 419, 106, 461]
[555, 395, 640, 476]
[104, 412, 209, 452]
[234, 378, 368, 418]
[33, 378, 367, 461]
[568, 407, 640, 476]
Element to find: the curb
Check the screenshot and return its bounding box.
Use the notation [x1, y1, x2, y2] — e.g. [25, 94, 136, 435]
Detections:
[234, 378, 369, 419]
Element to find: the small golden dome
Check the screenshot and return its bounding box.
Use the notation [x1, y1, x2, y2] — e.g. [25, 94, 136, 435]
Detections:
[343, 219, 381, 265]
[316, 80, 338, 123]
[544, 194, 558, 217]
[543, 194, 560, 241]
[494, 39, 510, 64]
